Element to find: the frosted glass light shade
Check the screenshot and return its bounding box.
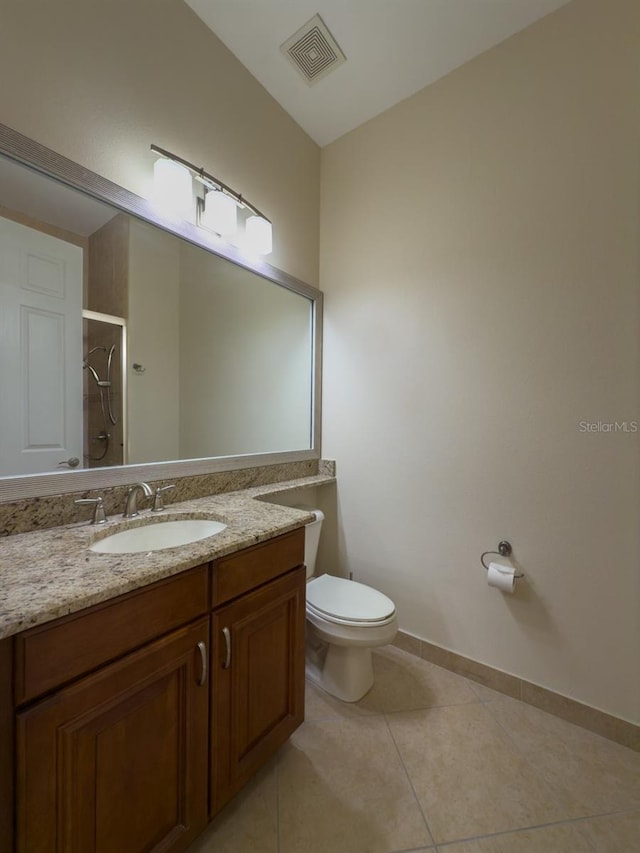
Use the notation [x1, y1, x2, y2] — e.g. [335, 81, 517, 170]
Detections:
[245, 215, 273, 255]
[202, 189, 237, 236]
[152, 157, 193, 221]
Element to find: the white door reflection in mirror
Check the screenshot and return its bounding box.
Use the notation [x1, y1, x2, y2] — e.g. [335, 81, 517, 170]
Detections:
[0, 216, 83, 474]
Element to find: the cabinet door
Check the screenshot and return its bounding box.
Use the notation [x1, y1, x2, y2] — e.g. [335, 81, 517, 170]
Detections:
[211, 566, 305, 815]
[17, 619, 209, 853]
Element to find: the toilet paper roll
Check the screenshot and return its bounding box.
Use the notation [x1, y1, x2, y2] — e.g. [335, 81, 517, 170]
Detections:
[487, 562, 516, 593]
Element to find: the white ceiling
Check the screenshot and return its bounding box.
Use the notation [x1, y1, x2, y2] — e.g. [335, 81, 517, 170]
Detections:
[185, 0, 570, 146]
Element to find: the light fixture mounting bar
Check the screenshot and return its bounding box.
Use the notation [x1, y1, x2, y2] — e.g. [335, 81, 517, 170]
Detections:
[150, 144, 270, 223]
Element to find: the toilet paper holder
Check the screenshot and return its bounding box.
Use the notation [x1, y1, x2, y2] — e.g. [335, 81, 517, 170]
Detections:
[480, 541, 524, 578]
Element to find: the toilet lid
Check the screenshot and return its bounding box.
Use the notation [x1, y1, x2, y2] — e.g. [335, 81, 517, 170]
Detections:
[306, 574, 395, 623]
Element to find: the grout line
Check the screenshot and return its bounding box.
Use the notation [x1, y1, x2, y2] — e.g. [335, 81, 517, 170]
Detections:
[464, 677, 503, 704]
[382, 711, 437, 850]
[432, 810, 638, 849]
[380, 696, 499, 719]
[569, 809, 640, 853]
[479, 697, 562, 768]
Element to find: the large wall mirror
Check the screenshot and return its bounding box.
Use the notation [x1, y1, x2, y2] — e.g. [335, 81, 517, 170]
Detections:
[0, 123, 322, 501]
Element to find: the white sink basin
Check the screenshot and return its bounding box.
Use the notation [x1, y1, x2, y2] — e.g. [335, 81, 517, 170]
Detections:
[90, 518, 227, 554]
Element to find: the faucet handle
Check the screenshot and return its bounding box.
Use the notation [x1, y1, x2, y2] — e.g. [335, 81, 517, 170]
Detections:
[152, 484, 176, 512]
[74, 496, 107, 525]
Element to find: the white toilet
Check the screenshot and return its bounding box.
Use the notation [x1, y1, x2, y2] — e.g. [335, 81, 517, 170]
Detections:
[301, 508, 398, 702]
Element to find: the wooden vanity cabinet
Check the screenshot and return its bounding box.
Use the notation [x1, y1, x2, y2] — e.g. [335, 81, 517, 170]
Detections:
[6, 529, 307, 852]
[210, 530, 306, 816]
[13, 565, 211, 853]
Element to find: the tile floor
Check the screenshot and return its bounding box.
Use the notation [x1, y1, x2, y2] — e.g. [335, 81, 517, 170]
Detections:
[188, 646, 640, 853]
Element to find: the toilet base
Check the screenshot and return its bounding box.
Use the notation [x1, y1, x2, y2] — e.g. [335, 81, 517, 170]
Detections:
[306, 641, 375, 703]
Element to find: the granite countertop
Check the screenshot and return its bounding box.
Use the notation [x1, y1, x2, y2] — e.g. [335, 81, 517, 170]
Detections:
[0, 473, 334, 640]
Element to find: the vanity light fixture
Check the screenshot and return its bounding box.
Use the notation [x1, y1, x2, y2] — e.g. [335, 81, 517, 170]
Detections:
[246, 214, 273, 255]
[201, 188, 237, 237]
[150, 144, 272, 254]
[152, 156, 193, 222]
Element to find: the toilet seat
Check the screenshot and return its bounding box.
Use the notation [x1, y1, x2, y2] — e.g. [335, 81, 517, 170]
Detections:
[306, 574, 396, 627]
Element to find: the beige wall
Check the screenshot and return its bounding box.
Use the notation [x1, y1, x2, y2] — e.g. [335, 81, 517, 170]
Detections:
[0, 0, 319, 285]
[320, 0, 640, 722]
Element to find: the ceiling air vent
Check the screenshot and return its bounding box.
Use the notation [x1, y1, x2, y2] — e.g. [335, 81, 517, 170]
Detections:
[281, 14, 346, 86]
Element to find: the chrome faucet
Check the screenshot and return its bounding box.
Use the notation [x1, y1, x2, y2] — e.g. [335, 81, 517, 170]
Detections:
[122, 482, 153, 518]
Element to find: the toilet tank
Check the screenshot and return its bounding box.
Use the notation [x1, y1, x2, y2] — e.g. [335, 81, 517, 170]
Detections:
[295, 506, 324, 579]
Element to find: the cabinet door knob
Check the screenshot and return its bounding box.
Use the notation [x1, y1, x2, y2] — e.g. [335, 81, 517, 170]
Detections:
[197, 641, 207, 687]
[222, 627, 231, 669]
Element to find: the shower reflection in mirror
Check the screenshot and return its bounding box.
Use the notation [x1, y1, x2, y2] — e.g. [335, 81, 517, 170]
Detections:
[82, 311, 127, 467]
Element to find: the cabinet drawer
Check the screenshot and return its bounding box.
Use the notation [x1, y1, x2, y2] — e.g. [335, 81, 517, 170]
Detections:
[211, 529, 304, 607]
[15, 564, 209, 705]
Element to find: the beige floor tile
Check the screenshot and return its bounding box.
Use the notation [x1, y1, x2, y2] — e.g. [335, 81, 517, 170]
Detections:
[305, 678, 378, 721]
[576, 810, 640, 852]
[486, 698, 640, 814]
[441, 822, 596, 853]
[186, 760, 277, 853]
[305, 646, 478, 719]
[355, 646, 479, 714]
[278, 716, 433, 853]
[387, 704, 584, 844]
